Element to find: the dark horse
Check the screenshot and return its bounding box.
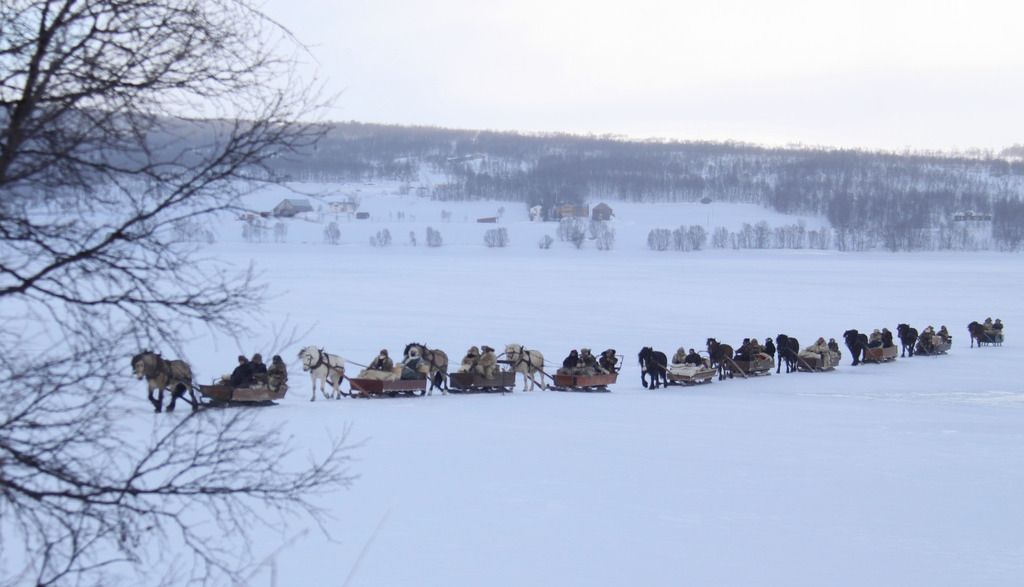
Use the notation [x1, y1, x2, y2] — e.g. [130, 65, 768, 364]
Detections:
[843, 329, 869, 366]
[897, 323, 918, 357]
[968, 321, 991, 348]
[706, 338, 734, 380]
[638, 347, 669, 389]
[775, 334, 800, 373]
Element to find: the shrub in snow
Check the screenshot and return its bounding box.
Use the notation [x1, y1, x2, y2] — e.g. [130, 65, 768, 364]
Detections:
[426, 226, 443, 247]
[274, 222, 288, 243]
[409, 231, 417, 246]
[647, 228, 671, 251]
[558, 218, 586, 249]
[242, 218, 266, 243]
[369, 228, 392, 247]
[172, 219, 215, 244]
[712, 226, 729, 249]
[484, 227, 509, 248]
[538, 234, 554, 249]
[593, 222, 615, 251]
[323, 222, 340, 245]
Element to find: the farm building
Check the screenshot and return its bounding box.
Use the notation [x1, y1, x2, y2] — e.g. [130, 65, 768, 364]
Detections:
[273, 199, 314, 217]
[592, 203, 613, 221]
[554, 203, 589, 219]
[953, 210, 992, 222]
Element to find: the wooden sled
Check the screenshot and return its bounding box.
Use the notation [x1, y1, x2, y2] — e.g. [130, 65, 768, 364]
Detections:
[726, 356, 774, 378]
[449, 370, 517, 393]
[550, 372, 617, 392]
[862, 345, 898, 363]
[666, 365, 716, 386]
[796, 354, 840, 372]
[198, 383, 288, 406]
[348, 377, 427, 398]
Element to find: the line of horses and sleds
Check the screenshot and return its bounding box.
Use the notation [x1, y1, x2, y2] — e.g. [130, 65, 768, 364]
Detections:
[131, 320, 1001, 410]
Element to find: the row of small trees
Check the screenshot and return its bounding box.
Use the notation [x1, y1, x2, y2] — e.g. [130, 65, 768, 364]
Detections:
[647, 221, 1000, 252]
[650, 222, 832, 251]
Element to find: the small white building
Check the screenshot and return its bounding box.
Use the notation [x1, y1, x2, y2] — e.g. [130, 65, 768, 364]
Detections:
[328, 200, 358, 214]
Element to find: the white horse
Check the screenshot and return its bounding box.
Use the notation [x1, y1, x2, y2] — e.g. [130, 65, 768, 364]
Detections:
[131, 350, 198, 412]
[297, 346, 345, 401]
[505, 344, 546, 391]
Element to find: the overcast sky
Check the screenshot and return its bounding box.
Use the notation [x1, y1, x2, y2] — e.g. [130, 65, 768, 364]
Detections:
[260, 0, 1023, 152]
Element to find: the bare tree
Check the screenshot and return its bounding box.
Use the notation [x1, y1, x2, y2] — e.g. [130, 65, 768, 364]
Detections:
[484, 227, 509, 248]
[0, 1, 354, 585]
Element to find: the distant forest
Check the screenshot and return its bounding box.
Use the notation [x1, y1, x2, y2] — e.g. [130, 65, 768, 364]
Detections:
[269, 122, 1024, 251]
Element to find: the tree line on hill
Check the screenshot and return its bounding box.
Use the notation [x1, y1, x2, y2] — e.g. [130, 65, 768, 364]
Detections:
[270, 122, 1024, 251]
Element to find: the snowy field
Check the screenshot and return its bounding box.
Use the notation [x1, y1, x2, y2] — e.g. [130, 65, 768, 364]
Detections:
[167, 184, 1022, 586]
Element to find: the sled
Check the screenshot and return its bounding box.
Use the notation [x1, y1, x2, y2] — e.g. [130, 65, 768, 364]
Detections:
[862, 345, 898, 363]
[550, 372, 617, 392]
[915, 338, 952, 356]
[666, 364, 716, 386]
[980, 332, 1004, 346]
[198, 382, 288, 406]
[347, 377, 427, 398]
[796, 354, 840, 372]
[726, 355, 774, 378]
[449, 370, 517, 393]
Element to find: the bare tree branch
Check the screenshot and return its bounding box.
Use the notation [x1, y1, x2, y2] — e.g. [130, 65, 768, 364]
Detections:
[0, 1, 354, 584]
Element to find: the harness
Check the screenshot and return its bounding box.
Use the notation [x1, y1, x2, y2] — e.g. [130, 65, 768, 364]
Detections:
[307, 348, 343, 374]
[510, 347, 538, 370]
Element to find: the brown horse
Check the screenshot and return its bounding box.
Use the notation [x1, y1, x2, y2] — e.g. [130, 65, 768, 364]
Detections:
[968, 321, 991, 347]
[706, 338, 734, 380]
[404, 343, 449, 394]
[131, 351, 198, 412]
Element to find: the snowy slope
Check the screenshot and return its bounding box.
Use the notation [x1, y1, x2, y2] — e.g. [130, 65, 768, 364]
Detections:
[167, 182, 1023, 586]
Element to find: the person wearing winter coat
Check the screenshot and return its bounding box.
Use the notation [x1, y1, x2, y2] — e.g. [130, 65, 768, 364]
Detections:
[579, 348, 606, 375]
[267, 355, 288, 391]
[763, 338, 776, 361]
[250, 353, 268, 384]
[457, 346, 480, 373]
[684, 349, 704, 367]
[672, 347, 688, 365]
[868, 329, 883, 348]
[799, 337, 832, 365]
[881, 328, 894, 348]
[737, 336, 753, 358]
[599, 349, 618, 373]
[370, 349, 394, 372]
[558, 350, 580, 375]
[228, 355, 254, 388]
[477, 346, 498, 379]
[827, 338, 842, 361]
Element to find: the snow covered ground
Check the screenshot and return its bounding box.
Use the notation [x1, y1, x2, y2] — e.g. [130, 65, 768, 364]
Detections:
[170, 183, 1022, 585]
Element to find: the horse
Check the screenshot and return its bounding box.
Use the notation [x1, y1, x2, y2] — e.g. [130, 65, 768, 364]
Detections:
[638, 347, 669, 389]
[404, 343, 449, 394]
[897, 323, 918, 357]
[706, 338, 734, 380]
[131, 350, 197, 413]
[297, 346, 345, 401]
[775, 334, 800, 373]
[504, 344, 546, 391]
[968, 321, 989, 348]
[843, 329, 869, 366]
